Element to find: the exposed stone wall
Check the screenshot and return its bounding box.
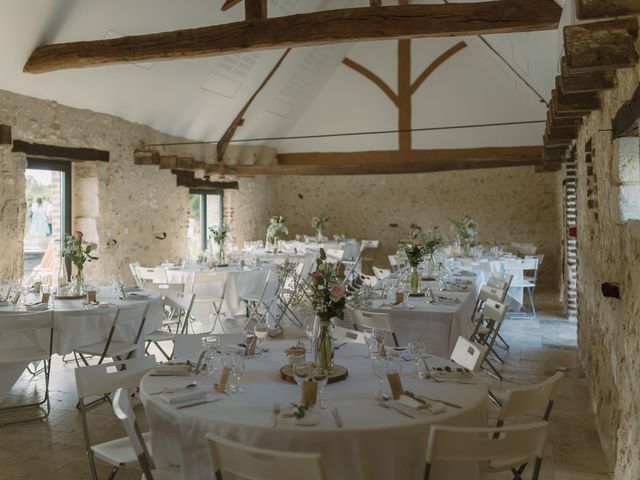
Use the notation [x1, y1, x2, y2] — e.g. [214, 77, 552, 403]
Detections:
[573, 62, 640, 479]
[273, 167, 563, 290]
[0, 89, 274, 284]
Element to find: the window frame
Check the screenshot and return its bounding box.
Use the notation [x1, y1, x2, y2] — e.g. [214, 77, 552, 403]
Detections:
[189, 189, 224, 251]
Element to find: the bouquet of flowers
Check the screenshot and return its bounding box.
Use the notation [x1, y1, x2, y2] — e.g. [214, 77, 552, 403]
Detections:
[208, 224, 229, 264]
[62, 231, 97, 294]
[397, 224, 442, 267]
[449, 216, 479, 245]
[266, 216, 288, 245]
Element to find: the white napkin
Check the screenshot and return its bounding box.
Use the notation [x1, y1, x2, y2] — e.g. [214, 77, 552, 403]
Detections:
[0, 301, 10, 307]
[160, 388, 207, 404]
[25, 302, 49, 311]
[397, 395, 446, 415]
[151, 364, 194, 376]
[294, 407, 319, 426]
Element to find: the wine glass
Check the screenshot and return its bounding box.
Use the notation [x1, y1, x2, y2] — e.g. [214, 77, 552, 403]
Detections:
[371, 355, 388, 399]
[313, 365, 329, 409]
[254, 324, 268, 356]
[293, 362, 313, 387]
[363, 328, 377, 358]
[230, 355, 245, 393]
[408, 341, 427, 379]
[305, 321, 315, 352]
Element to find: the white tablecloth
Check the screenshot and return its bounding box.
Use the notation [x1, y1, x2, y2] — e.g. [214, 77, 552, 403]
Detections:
[0, 287, 163, 402]
[140, 342, 488, 480]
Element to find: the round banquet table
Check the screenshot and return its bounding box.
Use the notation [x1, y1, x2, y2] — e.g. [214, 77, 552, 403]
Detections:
[0, 287, 163, 402]
[140, 342, 488, 480]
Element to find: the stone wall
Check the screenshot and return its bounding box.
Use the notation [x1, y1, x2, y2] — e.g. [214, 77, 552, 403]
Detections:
[0, 89, 274, 284]
[273, 167, 563, 290]
[573, 62, 640, 479]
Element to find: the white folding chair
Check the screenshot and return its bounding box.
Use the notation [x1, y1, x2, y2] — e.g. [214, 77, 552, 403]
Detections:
[206, 433, 325, 480]
[241, 269, 282, 330]
[505, 259, 538, 318]
[75, 304, 150, 365]
[143, 282, 185, 297]
[191, 271, 228, 334]
[145, 291, 195, 360]
[450, 336, 486, 372]
[128, 262, 141, 287]
[135, 266, 168, 286]
[470, 299, 508, 383]
[274, 261, 306, 329]
[333, 325, 366, 344]
[324, 248, 345, 276]
[372, 266, 391, 281]
[172, 333, 244, 361]
[388, 255, 400, 272]
[424, 422, 549, 480]
[351, 309, 399, 347]
[360, 239, 380, 272]
[112, 388, 180, 480]
[487, 273, 513, 294]
[75, 356, 156, 480]
[495, 372, 564, 479]
[342, 240, 379, 282]
[0, 311, 53, 425]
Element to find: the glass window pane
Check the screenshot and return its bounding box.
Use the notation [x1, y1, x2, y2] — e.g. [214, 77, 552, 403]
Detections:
[188, 194, 202, 256]
[205, 194, 222, 233]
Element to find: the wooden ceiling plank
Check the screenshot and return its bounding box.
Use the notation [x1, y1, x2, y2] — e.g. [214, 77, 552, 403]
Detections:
[563, 17, 639, 74]
[12, 140, 109, 161]
[24, 0, 562, 73]
[173, 170, 239, 190]
[576, 0, 640, 20]
[221, 0, 242, 12]
[342, 58, 399, 107]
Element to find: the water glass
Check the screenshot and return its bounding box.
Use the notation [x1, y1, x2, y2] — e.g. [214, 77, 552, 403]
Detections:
[254, 324, 268, 355]
[229, 355, 245, 393]
[408, 341, 427, 379]
[371, 355, 389, 399]
[313, 365, 329, 409]
[293, 362, 313, 387]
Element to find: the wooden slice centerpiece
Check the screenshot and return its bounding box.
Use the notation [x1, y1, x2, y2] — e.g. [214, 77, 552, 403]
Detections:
[280, 364, 348, 384]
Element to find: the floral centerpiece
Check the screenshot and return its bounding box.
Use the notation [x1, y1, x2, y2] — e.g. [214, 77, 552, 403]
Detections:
[449, 216, 478, 256]
[62, 231, 97, 295]
[208, 224, 229, 266]
[397, 224, 442, 295]
[265, 216, 288, 250]
[309, 248, 363, 370]
[311, 215, 328, 241]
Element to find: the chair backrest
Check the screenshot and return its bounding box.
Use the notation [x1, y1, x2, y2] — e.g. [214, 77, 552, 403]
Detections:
[351, 309, 394, 333]
[425, 422, 549, 479]
[75, 356, 156, 401]
[0, 310, 53, 333]
[450, 336, 486, 372]
[135, 266, 168, 285]
[0, 311, 54, 362]
[388, 255, 399, 268]
[163, 290, 195, 334]
[192, 270, 227, 300]
[478, 285, 504, 303]
[333, 325, 366, 344]
[361, 239, 379, 250]
[129, 261, 141, 286]
[525, 254, 544, 265]
[173, 333, 244, 360]
[112, 388, 156, 478]
[144, 282, 185, 296]
[372, 266, 391, 280]
[325, 249, 344, 263]
[487, 273, 513, 292]
[206, 433, 325, 480]
[481, 299, 508, 326]
[499, 372, 564, 423]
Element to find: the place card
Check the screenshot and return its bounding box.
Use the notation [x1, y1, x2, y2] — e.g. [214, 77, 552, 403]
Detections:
[86, 290, 97, 303]
[387, 372, 404, 399]
[216, 367, 232, 393]
[41, 292, 50, 304]
[395, 291, 405, 304]
[245, 335, 257, 356]
[378, 342, 387, 358]
[301, 379, 318, 406]
[10, 291, 20, 304]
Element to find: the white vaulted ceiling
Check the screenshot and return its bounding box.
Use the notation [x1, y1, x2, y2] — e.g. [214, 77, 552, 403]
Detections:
[0, 0, 562, 152]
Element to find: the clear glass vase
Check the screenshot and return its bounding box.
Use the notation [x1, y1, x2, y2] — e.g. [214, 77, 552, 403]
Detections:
[410, 265, 422, 295]
[70, 268, 84, 295]
[316, 227, 323, 241]
[217, 244, 226, 266]
[314, 318, 334, 372]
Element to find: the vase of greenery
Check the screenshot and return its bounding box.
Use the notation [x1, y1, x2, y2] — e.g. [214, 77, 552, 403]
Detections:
[62, 231, 97, 295]
[208, 224, 229, 266]
[311, 215, 328, 241]
[449, 216, 478, 256]
[397, 224, 442, 295]
[265, 216, 288, 252]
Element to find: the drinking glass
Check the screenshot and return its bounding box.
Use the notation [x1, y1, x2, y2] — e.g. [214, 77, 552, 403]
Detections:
[254, 324, 268, 356]
[408, 341, 427, 379]
[313, 365, 329, 409]
[293, 362, 313, 387]
[363, 328, 377, 357]
[305, 321, 315, 353]
[371, 355, 388, 399]
[230, 355, 245, 393]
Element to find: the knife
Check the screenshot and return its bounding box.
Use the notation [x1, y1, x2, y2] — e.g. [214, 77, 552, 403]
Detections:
[332, 408, 343, 427]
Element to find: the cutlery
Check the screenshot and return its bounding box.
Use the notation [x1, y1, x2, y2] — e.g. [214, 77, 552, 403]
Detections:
[376, 401, 415, 419]
[332, 408, 343, 427]
[419, 395, 463, 409]
[272, 402, 281, 428]
[176, 397, 223, 409]
[149, 381, 197, 396]
[334, 342, 348, 350]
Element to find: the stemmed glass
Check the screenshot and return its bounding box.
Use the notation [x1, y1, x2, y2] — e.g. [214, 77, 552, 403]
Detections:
[254, 324, 268, 356]
[363, 328, 378, 358]
[371, 355, 388, 399]
[229, 355, 245, 393]
[293, 362, 313, 387]
[305, 321, 315, 353]
[313, 365, 329, 409]
[408, 341, 427, 379]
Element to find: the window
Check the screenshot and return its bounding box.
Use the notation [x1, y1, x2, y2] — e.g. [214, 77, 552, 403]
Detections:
[187, 190, 223, 256]
[615, 137, 640, 223]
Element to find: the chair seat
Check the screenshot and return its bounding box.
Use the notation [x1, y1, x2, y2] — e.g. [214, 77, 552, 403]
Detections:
[143, 466, 181, 480]
[194, 297, 223, 304]
[510, 280, 536, 288]
[75, 341, 137, 358]
[0, 346, 49, 364]
[242, 295, 277, 303]
[92, 431, 152, 467]
[145, 330, 176, 343]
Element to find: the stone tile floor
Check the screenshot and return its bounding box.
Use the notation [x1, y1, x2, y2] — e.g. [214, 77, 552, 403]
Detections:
[0, 294, 611, 479]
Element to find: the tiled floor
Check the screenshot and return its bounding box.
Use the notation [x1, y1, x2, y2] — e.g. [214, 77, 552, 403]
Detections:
[0, 294, 611, 479]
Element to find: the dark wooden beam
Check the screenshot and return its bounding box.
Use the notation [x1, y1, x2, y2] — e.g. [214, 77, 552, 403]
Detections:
[612, 85, 640, 139]
[342, 57, 399, 107]
[563, 18, 639, 74]
[547, 110, 583, 129]
[576, 0, 640, 20]
[217, 48, 291, 160]
[544, 133, 574, 148]
[0, 125, 11, 145]
[544, 145, 568, 163]
[550, 99, 586, 120]
[535, 163, 562, 172]
[245, 0, 267, 20]
[559, 60, 616, 93]
[12, 140, 109, 161]
[24, 0, 562, 74]
[221, 0, 242, 12]
[173, 170, 239, 190]
[553, 87, 601, 115]
[410, 41, 467, 95]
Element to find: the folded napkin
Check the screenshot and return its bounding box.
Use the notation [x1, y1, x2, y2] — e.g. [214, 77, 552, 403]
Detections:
[455, 270, 477, 277]
[283, 406, 320, 426]
[429, 366, 475, 383]
[25, 302, 49, 311]
[436, 296, 461, 305]
[0, 300, 10, 307]
[125, 292, 151, 300]
[160, 388, 207, 405]
[151, 364, 194, 376]
[397, 395, 446, 415]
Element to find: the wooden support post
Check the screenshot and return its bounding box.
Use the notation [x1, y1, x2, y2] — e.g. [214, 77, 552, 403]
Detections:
[245, 0, 267, 20]
[0, 125, 11, 145]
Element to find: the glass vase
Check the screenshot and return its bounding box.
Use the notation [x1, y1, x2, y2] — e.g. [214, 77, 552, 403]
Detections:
[316, 227, 323, 241]
[314, 318, 334, 372]
[217, 244, 226, 266]
[70, 268, 84, 295]
[410, 265, 422, 295]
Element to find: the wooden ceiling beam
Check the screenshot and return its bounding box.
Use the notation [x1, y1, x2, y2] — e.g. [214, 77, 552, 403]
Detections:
[576, 0, 640, 20]
[221, 0, 242, 12]
[245, 0, 267, 20]
[558, 60, 616, 93]
[552, 87, 601, 115]
[543, 145, 568, 163]
[24, 0, 562, 73]
[172, 170, 239, 190]
[612, 84, 640, 138]
[0, 125, 11, 145]
[12, 140, 109, 161]
[563, 18, 639, 74]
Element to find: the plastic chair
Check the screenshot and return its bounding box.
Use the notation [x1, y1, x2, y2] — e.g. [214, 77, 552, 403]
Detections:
[0, 311, 53, 425]
[206, 433, 325, 480]
[351, 309, 399, 347]
[75, 356, 155, 480]
[191, 271, 228, 334]
[75, 304, 150, 365]
[424, 422, 549, 480]
[112, 388, 180, 480]
[450, 336, 486, 372]
[333, 325, 366, 344]
[135, 266, 168, 286]
[388, 255, 400, 272]
[372, 266, 391, 281]
[145, 291, 195, 360]
[470, 299, 508, 382]
[172, 333, 244, 361]
[505, 259, 538, 317]
[241, 269, 281, 330]
[128, 262, 141, 287]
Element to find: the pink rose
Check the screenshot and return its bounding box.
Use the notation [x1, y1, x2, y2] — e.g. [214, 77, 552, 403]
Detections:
[310, 270, 321, 285]
[330, 285, 346, 302]
[75, 230, 84, 241]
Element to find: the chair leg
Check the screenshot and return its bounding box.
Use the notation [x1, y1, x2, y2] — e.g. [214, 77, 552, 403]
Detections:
[106, 466, 119, 480]
[531, 457, 543, 480]
[496, 332, 510, 351]
[483, 358, 503, 381]
[488, 388, 502, 407]
[511, 463, 528, 479]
